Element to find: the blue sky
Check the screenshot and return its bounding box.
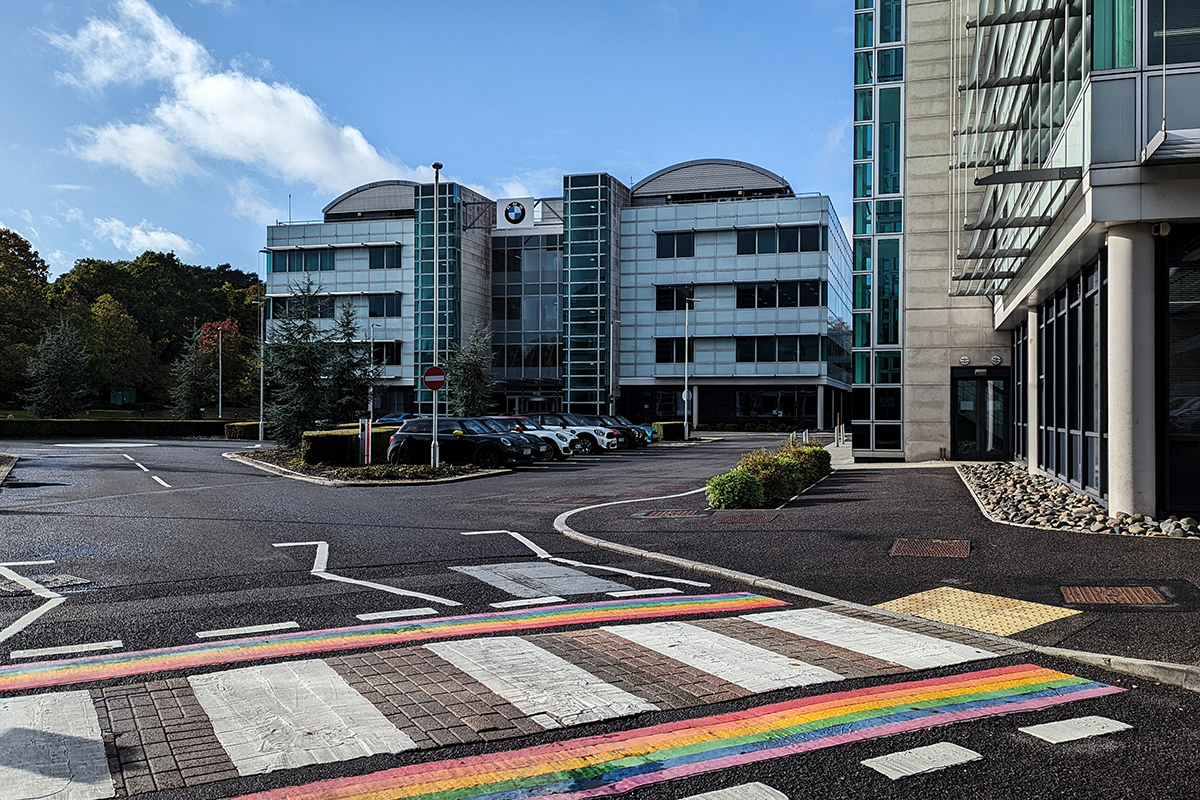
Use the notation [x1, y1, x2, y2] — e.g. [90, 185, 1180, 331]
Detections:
[1, 1, 853, 279]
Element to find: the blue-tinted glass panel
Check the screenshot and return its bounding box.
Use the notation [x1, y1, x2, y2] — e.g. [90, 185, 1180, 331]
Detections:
[854, 125, 873, 159]
[876, 351, 901, 383]
[855, 89, 873, 121]
[877, 200, 902, 233]
[853, 274, 872, 310]
[854, 238, 872, 272]
[878, 48, 903, 82]
[855, 52, 873, 85]
[854, 202, 872, 235]
[854, 163, 873, 198]
[855, 12, 874, 48]
[879, 88, 901, 194]
[877, 239, 900, 345]
[880, 0, 902, 42]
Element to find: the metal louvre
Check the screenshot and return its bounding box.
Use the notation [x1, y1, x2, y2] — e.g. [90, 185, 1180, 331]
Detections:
[949, 0, 1086, 298]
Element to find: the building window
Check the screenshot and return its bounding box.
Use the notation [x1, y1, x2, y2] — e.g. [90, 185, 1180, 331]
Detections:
[876, 351, 901, 383]
[270, 296, 333, 319]
[854, 163, 873, 199]
[656, 232, 694, 259]
[367, 294, 402, 318]
[654, 337, 693, 363]
[372, 341, 401, 365]
[876, 200, 903, 233]
[655, 284, 694, 311]
[878, 88, 901, 195]
[854, 238, 872, 272]
[877, 239, 900, 345]
[1093, 0, 1134, 69]
[855, 12, 873, 48]
[875, 387, 902, 420]
[736, 280, 824, 308]
[735, 226, 822, 255]
[1148, 0, 1200, 65]
[368, 246, 400, 270]
[854, 274, 872, 310]
[854, 125, 873, 160]
[854, 313, 871, 347]
[878, 48, 904, 82]
[270, 249, 335, 272]
[854, 202, 872, 235]
[734, 336, 821, 362]
[880, 0, 902, 42]
[855, 51, 873, 85]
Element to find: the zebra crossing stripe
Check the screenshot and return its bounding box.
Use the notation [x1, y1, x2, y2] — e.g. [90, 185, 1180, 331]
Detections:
[226, 664, 1122, 800]
[744, 608, 995, 669]
[0, 691, 114, 800]
[0, 593, 787, 694]
[602, 621, 843, 692]
[188, 660, 417, 776]
[425, 637, 658, 728]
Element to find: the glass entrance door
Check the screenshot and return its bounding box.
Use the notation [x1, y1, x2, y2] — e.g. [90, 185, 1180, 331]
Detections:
[951, 369, 1010, 460]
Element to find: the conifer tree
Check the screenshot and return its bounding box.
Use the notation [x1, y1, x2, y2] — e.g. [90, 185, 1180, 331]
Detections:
[445, 321, 497, 417]
[24, 320, 91, 418]
[169, 329, 209, 419]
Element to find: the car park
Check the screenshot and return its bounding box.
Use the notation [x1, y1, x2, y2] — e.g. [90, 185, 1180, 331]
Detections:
[581, 414, 650, 448]
[613, 414, 658, 443]
[524, 412, 620, 454]
[476, 417, 553, 462]
[489, 416, 578, 461]
[387, 417, 533, 467]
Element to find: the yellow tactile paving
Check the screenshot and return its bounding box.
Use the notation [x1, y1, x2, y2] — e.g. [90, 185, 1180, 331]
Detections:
[876, 586, 1081, 636]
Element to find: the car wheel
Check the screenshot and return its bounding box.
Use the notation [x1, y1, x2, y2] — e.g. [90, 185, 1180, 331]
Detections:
[475, 447, 502, 469]
[388, 442, 408, 465]
[553, 446, 570, 461]
[578, 435, 598, 455]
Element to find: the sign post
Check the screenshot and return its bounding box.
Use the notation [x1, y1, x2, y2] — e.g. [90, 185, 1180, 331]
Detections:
[424, 366, 447, 468]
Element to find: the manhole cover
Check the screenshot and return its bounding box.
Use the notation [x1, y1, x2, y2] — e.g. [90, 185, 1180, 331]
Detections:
[645, 510, 701, 517]
[1060, 585, 1167, 605]
[890, 538, 971, 558]
[654, 485, 693, 491]
[713, 512, 778, 524]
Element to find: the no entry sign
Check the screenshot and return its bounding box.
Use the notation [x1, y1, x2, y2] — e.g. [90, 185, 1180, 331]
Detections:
[423, 366, 446, 391]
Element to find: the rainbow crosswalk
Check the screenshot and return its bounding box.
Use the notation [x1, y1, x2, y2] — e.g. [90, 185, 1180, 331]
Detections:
[231, 664, 1122, 800]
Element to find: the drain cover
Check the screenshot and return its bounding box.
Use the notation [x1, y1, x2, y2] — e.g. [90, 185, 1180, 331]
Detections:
[713, 512, 778, 524]
[645, 510, 701, 517]
[1060, 585, 1167, 605]
[890, 538, 971, 558]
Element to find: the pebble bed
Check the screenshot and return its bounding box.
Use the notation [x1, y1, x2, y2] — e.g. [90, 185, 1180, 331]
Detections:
[959, 461, 1199, 538]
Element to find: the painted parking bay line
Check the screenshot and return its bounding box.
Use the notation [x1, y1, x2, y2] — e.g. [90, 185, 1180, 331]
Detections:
[197, 622, 300, 639]
[603, 620, 843, 692]
[0, 690, 114, 800]
[425, 636, 658, 728]
[745, 608, 995, 670]
[189, 659, 417, 776]
[10, 640, 123, 660]
[861, 742, 982, 780]
[151, 475, 171, 487]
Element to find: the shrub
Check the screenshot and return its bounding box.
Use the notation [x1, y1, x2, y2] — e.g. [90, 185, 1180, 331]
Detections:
[694, 423, 710, 431]
[705, 468, 764, 509]
[779, 440, 833, 489]
[737, 448, 802, 502]
[301, 429, 359, 466]
[755, 424, 770, 432]
[225, 422, 260, 440]
[653, 421, 685, 441]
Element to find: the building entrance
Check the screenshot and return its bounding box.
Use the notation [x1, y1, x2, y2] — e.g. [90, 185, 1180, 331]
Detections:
[951, 368, 1010, 460]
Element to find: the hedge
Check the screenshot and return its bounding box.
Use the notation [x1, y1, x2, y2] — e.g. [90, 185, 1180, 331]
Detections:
[299, 426, 401, 465]
[225, 422, 261, 440]
[653, 421, 685, 441]
[0, 419, 228, 439]
[705, 468, 765, 509]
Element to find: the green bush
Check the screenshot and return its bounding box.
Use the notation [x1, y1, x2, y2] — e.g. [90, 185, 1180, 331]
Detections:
[737, 449, 802, 502]
[301, 429, 359, 466]
[653, 421, 685, 441]
[705, 468, 765, 509]
[225, 422, 261, 440]
[694, 423, 710, 431]
[0, 419, 227, 439]
[369, 426, 400, 462]
[779, 440, 833, 489]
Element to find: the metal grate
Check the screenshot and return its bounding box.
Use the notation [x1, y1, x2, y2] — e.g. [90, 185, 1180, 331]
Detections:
[644, 510, 701, 518]
[890, 539, 972, 558]
[713, 512, 778, 524]
[654, 485, 694, 492]
[1060, 586, 1167, 605]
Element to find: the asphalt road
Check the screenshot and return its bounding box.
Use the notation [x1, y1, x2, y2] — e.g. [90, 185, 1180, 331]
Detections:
[2, 434, 1199, 799]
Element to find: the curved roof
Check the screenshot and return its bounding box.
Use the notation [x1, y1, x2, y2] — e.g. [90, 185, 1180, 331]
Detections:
[323, 180, 421, 216]
[631, 159, 790, 198]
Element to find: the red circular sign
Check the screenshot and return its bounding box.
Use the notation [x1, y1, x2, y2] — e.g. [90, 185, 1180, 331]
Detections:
[423, 366, 446, 391]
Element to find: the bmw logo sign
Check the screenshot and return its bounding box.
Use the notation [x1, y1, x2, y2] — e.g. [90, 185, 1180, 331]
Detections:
[504, 201, 527, 225]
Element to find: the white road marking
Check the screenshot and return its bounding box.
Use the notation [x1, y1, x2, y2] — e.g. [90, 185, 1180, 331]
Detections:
[10, 640, 123, 660]
[861, 742, 982, 780]
[550, 557, 711, 587]
[0, 690, 115, 800]
[0, 560, 56, 568]
[0, 597, 68, 644]
[452, 562, 630, 598]
[1019, 715, 1132, 743]
[189, 659, 416, 776]
[122, 454, 134, 461]
[490, 596, 566, 609]
[0, 565, 61, 598]
[275, 541, 461, 606]
[135, 463, 149, 472]
[196, 622, 300, 639]
[460, 529, 552, 558]
[745, 608, 996, 670]
[603, 621, 843, 691]
[53, 442, 156, 448]
[151, 475, 171, 487]
[0, 563, 68, 645]
[425, 636, 658, 728]
[682, 783, 789, 800]
[356, 607, 438, 621]
[606, 588, 685, 597]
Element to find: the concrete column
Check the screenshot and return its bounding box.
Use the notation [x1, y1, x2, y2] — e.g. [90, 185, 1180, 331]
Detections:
[1026, 307, 1039, 470]
[1106, 224, 1157, 516]
[691, 384, 700, 428]
[817, 385, 826, 431]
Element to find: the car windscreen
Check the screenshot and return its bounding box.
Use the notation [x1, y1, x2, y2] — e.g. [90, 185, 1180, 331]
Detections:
[615, 416, 637, 426]
[403, 419, 432, 433]
[561, 414, 591, 426]
[477, 418, 506, 432]
[460, 419, 490, 434]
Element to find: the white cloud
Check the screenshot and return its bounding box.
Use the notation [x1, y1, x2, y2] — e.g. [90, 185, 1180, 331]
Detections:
[92, 216, 198, 255]
[53, 0, 415, 194]
[229, 178, 282, 226]
[50, 184, 90, 191]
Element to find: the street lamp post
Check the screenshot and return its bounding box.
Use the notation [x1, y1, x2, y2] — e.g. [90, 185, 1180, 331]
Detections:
[369, 322, 381, 420]
[431, 161, 443, 469]
[258, 300, 265, 441]
[217, 327, 223, 420]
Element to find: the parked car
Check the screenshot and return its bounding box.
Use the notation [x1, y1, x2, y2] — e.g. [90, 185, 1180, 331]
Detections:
[613, 414, 659, 443]
[582, 414, 650, 448]
[377, 413, 422, 423]
[524, 412, 620, 455]
[476, 417, 553, 462]
[489, 416, 578, 461]
[387, 416, 533, 467]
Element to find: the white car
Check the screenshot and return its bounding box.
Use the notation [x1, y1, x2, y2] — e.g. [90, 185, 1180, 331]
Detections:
[489, 417, 578, 461]
[525, 412, 620, 454]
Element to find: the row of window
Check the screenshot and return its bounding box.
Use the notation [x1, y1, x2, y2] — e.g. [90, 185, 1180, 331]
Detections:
[655, 227, 827, 260]
[653, 335, 828, 364]
[269, 249, 336, 273]
[653, 281, 829, 311]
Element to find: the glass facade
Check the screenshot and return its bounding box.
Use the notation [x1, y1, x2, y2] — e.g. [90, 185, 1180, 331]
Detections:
[491, 234, 564, 398]
[852, 0, 904, 454]
[413, 182, 461, 411]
